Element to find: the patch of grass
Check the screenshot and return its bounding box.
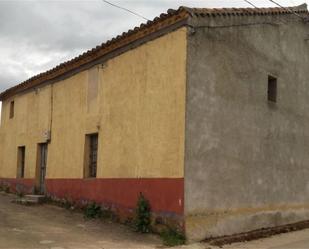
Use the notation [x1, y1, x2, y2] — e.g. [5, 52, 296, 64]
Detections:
[84, 202, 102, 219]
[160, 228, 186, 247]
[45, 196, 76, 211]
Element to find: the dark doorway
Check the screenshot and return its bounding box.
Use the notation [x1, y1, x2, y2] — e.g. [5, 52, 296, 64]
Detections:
[17, 146, 25, 178]
[36, 143, 48, 194]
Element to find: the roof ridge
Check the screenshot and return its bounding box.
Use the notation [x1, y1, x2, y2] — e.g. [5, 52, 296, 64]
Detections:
[180, 3, 308, 13]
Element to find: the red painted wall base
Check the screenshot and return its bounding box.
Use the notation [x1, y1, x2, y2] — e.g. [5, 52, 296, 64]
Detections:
[0, 177, 184, 227]
[0, 178, 34, 193]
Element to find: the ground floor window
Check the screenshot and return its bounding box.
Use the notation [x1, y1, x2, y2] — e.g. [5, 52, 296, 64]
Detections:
[17, 146, 25, 178]
[84, 133, 98, 178]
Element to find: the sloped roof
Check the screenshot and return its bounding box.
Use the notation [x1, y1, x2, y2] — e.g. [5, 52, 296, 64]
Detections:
[0, 4, 308, 100]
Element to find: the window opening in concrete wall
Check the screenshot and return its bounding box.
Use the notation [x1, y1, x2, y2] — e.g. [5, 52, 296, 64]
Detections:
[9, 101, 14, 119]
[268, 75, 277, 103]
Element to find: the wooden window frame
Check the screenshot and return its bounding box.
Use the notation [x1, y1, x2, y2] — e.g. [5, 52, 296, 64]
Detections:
[84, 133, 98, 178]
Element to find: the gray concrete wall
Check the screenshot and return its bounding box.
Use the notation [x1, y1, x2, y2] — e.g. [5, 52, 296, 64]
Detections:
[185, 12, 309, 241]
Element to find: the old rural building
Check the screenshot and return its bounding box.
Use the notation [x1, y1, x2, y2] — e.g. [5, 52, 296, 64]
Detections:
[0, 4, 309, 242]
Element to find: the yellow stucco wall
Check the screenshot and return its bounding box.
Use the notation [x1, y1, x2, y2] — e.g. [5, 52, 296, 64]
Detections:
[0, 27, 187, 179]
[0, 86, 52, 178]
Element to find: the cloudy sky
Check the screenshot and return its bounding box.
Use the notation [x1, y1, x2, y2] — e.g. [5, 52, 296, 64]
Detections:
[0, 0, 307, 98]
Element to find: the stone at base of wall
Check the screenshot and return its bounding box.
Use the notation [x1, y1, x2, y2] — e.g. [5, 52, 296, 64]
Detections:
[186, 207, 309, 242]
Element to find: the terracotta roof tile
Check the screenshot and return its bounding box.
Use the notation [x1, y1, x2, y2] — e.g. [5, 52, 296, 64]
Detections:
[0, 4, 308, 100]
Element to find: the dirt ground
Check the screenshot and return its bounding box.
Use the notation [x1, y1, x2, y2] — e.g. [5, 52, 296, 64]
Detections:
[1, 192, 309, 249]
[0, 193, 163, 249]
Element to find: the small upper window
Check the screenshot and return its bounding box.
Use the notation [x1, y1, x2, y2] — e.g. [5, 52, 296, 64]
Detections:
[268, 76, 277, 103]
[9, 101, 14, 119]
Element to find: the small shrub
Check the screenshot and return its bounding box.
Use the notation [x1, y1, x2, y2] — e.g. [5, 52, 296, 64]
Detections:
[160, 228, 186, 247]
[135, 193, 151, 233]
[84, 202, 102, 219]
